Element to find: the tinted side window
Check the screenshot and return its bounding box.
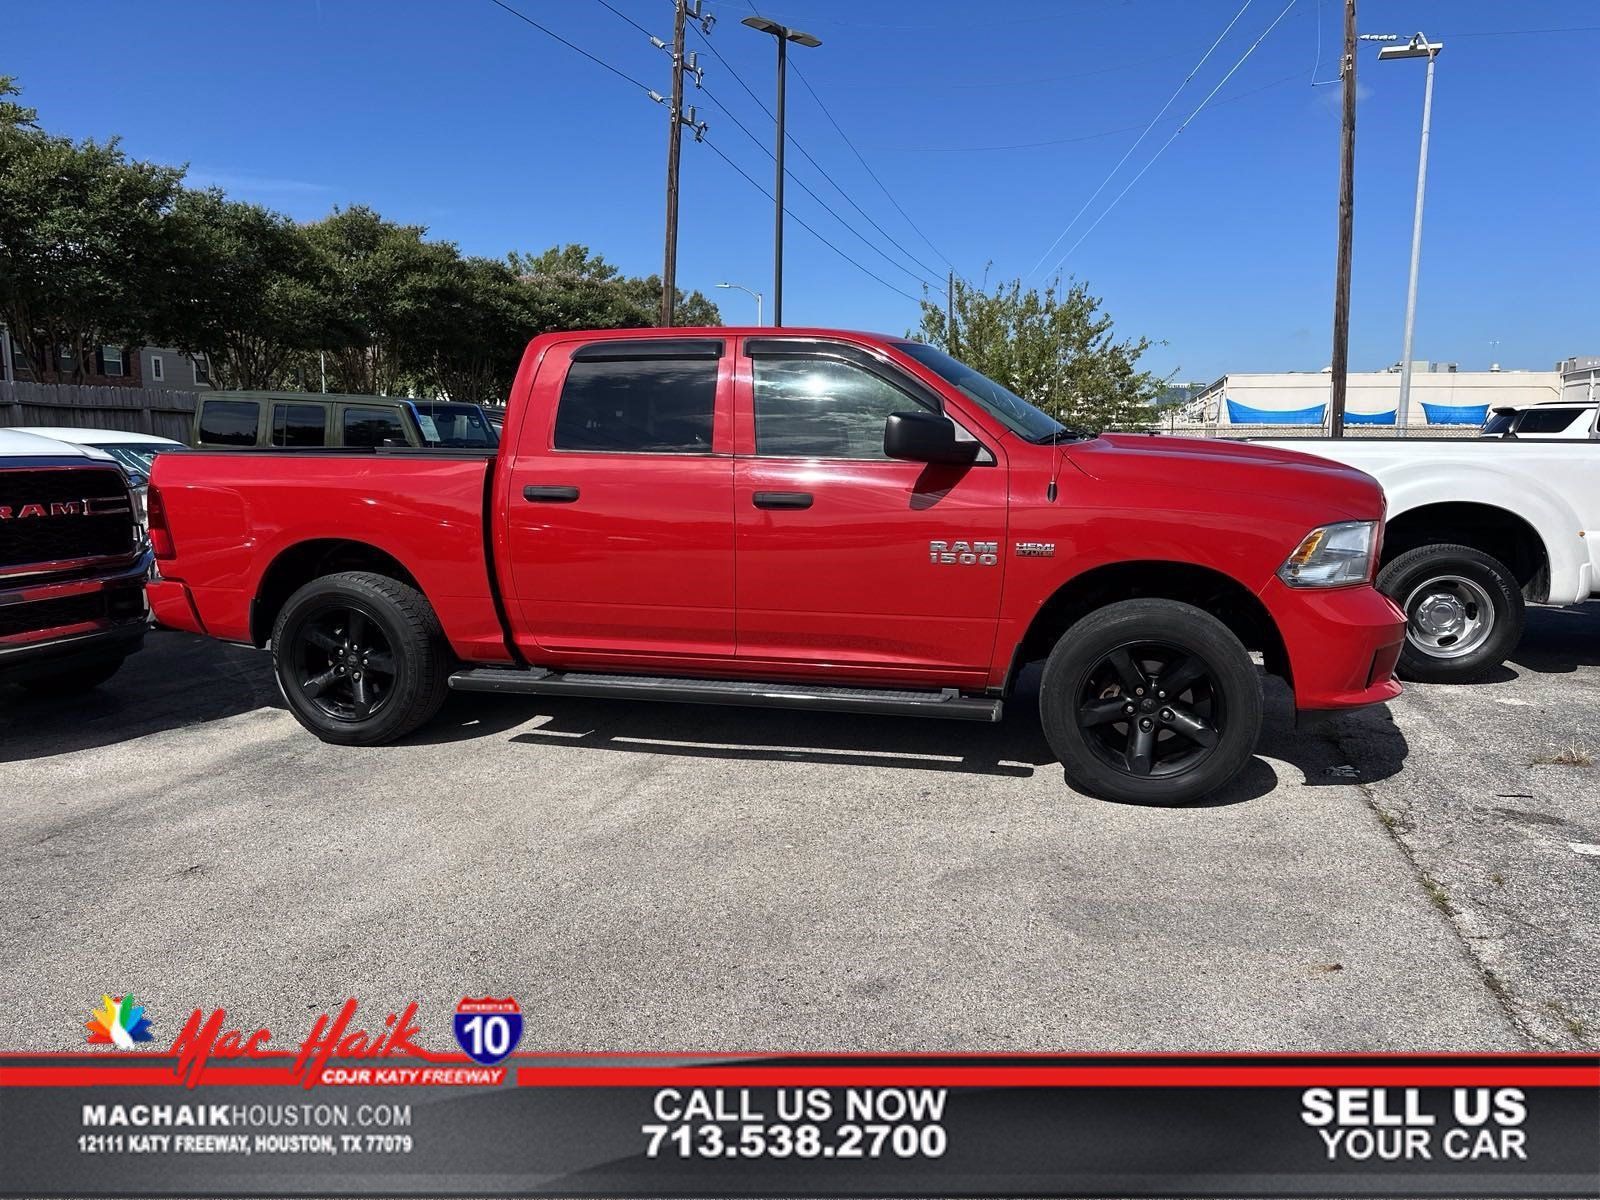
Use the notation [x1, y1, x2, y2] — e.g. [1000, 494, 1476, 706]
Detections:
[753, 357, 929, 459]
[1515, 407, 1585, 434]
[343, 406, 407, 448]
[197, 399, 260, 447]
[272, 403, 328, 447]
[554, 359, 715, 453]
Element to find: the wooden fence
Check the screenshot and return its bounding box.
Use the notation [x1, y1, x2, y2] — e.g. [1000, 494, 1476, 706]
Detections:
[0, 381, 199, 442]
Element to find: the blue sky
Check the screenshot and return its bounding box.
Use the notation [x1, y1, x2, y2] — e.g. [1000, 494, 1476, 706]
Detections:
[6, 0, 1596, 381]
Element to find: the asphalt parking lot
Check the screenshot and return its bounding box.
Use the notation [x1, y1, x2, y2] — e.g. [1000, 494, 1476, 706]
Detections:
[2, 605, 1596, 1053]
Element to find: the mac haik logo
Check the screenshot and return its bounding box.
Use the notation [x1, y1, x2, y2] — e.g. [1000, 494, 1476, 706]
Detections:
[166, 998, 424, 1088]
[86, 994, 155, 1048]
[453, 997, 522, 1065]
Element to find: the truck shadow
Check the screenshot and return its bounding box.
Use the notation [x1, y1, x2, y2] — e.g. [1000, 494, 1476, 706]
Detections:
[0, 632, 286, 765]
[417, 667, 1409, 806]
[1507, 602, 1600, 675]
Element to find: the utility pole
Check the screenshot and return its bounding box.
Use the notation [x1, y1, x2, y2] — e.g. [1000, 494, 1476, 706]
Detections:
[946, 271, 956, 352]
[655, 1, 709, 326]
[1328, 0, 1357, 438]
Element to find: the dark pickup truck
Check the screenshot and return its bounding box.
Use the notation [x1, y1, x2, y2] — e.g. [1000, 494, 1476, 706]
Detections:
[0, 429, 149, 693]
[148, 327, 1405, 805]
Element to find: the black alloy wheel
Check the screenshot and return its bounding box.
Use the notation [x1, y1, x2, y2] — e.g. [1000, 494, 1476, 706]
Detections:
[1039, 598, 1263, 805]
[272, 571, 449, 745]
[1076, 642, 1224, 780]
[290, 604, 397, 722]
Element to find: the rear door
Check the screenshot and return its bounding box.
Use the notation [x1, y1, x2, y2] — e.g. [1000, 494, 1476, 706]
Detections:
[501, 337, 736, 664]
[732, 337, 1007, 685]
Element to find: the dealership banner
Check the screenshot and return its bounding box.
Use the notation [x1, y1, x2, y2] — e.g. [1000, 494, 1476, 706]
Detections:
[2, 1000, 1597, 1196]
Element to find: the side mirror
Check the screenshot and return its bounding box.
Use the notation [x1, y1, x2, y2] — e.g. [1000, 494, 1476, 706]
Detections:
[883, 411, 980, 466]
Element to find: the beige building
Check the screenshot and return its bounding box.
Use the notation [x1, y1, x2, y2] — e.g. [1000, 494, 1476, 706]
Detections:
[1188, 364, 1567, 428]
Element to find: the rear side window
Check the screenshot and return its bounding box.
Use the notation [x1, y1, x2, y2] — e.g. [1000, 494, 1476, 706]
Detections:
[272, 403, 328, 447]
[753, 357, 929, 459]
[1515, 407, 1585, 435]
[343, 406, 407, 448]
[197, 399, 260, 447]
[554, 359, 716, 454]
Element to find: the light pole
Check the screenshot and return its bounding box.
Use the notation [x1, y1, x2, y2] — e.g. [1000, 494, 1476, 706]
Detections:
[1371, 31, 1444, 428]
[741, 15, 820, 328]
[716, 282, 764, 326]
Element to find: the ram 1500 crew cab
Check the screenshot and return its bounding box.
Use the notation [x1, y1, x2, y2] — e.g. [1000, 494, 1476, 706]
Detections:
[148, 329, 1405, 805]
[1254, 437, 1600, 682]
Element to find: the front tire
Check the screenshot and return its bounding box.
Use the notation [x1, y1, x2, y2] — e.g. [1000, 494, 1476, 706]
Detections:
[1039, 599, 1263, 806]
[271, 571, 449, 746]
[1377, 543, 1524, 683]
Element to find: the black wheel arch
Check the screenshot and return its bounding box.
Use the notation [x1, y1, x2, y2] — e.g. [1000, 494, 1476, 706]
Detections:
[251, 540, 423, 647]
[1007, 560, 1289, 695]
[1382, 502, 1550, 603]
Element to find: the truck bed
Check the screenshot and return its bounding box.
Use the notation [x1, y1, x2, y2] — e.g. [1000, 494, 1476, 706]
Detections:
[148, 449, 514, 664]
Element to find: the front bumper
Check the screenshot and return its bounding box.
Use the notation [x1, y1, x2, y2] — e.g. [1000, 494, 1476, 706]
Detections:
[1259, 577, 1405, 719]
[0, 551, 151, 685]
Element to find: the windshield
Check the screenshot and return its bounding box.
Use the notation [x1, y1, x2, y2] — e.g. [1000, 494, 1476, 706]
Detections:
[1480, 411, 1516, 437]
[97, 444, 182, 474]
[893, 342, 1078, 442]
[411, 403, 498, 448]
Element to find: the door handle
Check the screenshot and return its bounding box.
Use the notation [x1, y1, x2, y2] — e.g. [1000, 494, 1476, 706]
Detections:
[752, 491, 814, 510]
[523, 485, 579, 503]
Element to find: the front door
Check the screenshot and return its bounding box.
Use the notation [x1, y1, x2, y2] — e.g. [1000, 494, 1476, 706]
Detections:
[733, 339, 1008, 686]
[502, 337, 736, 665]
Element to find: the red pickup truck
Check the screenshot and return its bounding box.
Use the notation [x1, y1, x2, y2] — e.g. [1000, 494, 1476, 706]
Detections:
[147, 328, 1404, 804]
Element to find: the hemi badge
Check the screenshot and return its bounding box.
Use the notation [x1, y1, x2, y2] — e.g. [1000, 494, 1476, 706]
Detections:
[1016, 542, 1055, 558]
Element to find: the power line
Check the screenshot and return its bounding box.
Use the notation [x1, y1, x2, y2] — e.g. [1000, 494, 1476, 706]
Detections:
[486, 0, 925, 311]
[724, 0, 959, 279]
[698, 83, 934, 290]
[700, 137, 923, 305]
[1042, 0, 1301, 280]
[1026, 0, 1257, 280]
[486, 0, 653, 94]
[1441, 24, 1600, 38]
[690, 21, 945, 284]
[591, 0, 653, 40]
[882, 71, 1305, 153]
[786, 63, 959, 277]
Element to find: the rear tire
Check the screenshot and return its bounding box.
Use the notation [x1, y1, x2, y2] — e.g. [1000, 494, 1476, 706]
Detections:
[271, 571, 449, 745]
[1377, 543, 1523, 684]
[1039, 599, 1262, 806]
[18, 655, 125, 696]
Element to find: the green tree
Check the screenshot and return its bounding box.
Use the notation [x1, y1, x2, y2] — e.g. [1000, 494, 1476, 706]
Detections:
[305, 206, 462, 395]
[0, 77, 182, 381]
[509, 244, 721, 332]
[154, 189, 328, 389]
[403, 255, 534, 406]
[914, 273, 1167, 432]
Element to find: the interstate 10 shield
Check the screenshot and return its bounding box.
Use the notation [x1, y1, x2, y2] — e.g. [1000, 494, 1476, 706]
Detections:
[453, 997, 523, 1065]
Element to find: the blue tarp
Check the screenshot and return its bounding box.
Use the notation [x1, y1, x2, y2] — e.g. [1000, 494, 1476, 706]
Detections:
[1421, 402, 1490, 425]
[1225, 399, 1327, 425]
[1344, 409, 1396, 425]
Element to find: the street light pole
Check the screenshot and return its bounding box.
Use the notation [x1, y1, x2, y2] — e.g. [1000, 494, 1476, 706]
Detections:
[741, 15, 820, 328]
[716, 282, 764, 325]
[1375, 32, 1444, 429]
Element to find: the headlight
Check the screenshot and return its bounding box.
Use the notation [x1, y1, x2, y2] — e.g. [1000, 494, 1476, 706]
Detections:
[127, 477, 149, 539]
[1278, 520, 1377, 587]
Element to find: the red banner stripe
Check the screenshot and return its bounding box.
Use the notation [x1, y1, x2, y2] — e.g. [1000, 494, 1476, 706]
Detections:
[6, 1064, 1595, 1088]
[510, 1066, 1600, 1089]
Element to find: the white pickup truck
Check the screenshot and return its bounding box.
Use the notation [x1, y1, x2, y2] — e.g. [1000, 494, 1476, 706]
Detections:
[1254, 438, 1598, 682]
